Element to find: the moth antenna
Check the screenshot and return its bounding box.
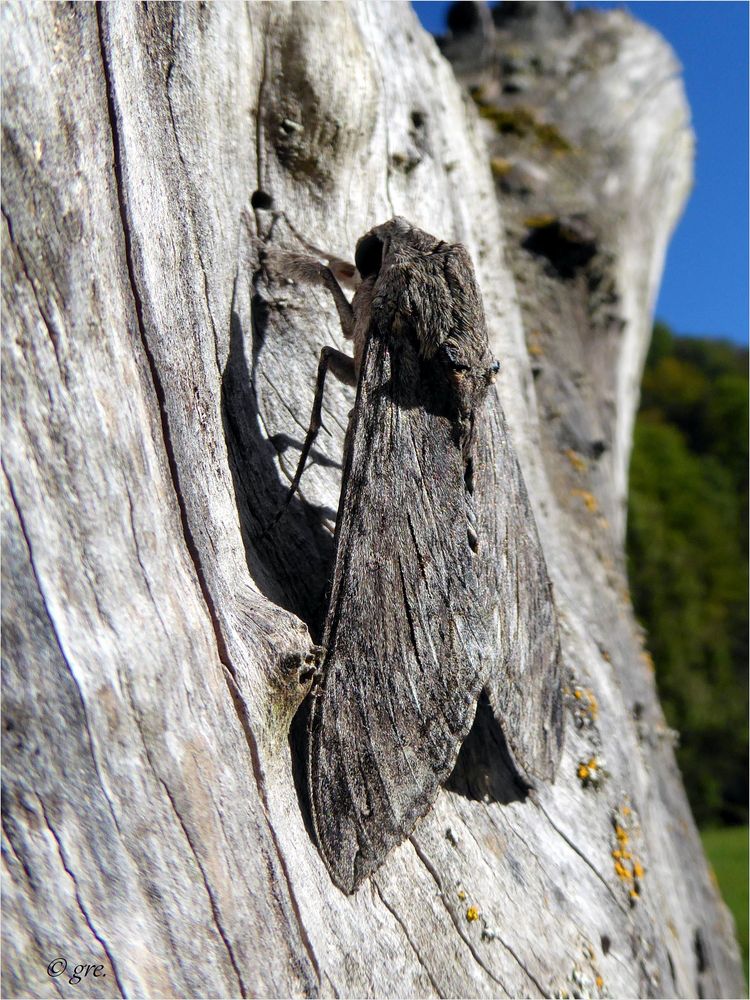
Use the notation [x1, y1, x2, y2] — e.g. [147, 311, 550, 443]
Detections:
[265, 249, 355, 340]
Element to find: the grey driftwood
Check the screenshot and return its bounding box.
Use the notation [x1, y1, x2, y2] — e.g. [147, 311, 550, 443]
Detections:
[1, 2, 744, 998]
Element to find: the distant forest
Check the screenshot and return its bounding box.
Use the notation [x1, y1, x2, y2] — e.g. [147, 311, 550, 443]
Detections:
[627, 323, 748, 827]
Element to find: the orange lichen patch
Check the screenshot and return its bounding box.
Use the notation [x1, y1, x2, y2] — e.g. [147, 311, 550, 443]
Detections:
[565, 448, 587, 473]
[571, 488, 598, 513]
[571, 686, 599, 728]
[582, 690, 598, 718]
[595, 975, 604, 989]
[466, 906, 479, 922]
[573, 688, 599, 718]
[611, 802, 645, 902]
[614, 860, 632, 881]
[577, 755, 606, 789]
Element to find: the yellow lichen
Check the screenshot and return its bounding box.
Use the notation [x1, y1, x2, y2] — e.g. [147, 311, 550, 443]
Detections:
[577, 763, 590, 780]
[614, 860, 632, 881]
[595, 975, 604, 989]
[457, 889, 467, 901]
[571, 488, 598, 513]
[612, 802, 644, 902]
[565, 448, 587, 473]
[466, 906, 479, 922]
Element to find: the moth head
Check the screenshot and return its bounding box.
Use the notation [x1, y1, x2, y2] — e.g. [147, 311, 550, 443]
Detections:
[355, 232, 383, 280]
[355, 217, 413, 281]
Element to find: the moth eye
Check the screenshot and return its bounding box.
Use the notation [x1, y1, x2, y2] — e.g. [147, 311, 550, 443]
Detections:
[355, 234, 384, 279]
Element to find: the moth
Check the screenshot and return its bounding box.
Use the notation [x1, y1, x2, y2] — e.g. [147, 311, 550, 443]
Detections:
[271, 218, 563, 894]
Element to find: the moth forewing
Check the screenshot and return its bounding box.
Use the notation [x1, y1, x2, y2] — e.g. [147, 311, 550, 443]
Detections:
[307, 261, 492, 894]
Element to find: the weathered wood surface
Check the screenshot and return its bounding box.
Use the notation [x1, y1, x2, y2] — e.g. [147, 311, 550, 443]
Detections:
[1, 2, 743, 998]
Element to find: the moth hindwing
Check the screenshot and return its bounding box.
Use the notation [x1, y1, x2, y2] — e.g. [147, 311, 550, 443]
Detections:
[281, 218, 563, 893]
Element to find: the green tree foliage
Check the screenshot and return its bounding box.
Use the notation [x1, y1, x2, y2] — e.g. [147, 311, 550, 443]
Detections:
[627, 322, 748, 827]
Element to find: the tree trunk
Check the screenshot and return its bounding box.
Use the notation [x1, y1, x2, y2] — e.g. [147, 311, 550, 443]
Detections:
[1, 2, 743, 997]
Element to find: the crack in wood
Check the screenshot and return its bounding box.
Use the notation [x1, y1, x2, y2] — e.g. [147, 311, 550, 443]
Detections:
[371, 878, 444, 998]
[1, 205, 64, 376]
[157, 779, 248, 998]
[2, 463, 124, 844]
[94, 16, 322, 994]
[536, 801, 626, 912]
[220, 665, 323, 995]
[408, 836, 514, 998]
[37, 795, 126, 998]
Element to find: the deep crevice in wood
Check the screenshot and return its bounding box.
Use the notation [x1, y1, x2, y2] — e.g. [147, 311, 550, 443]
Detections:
[95, 5, 233, 674]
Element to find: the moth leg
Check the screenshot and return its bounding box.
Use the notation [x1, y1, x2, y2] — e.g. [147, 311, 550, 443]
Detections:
[313, 264, 356, 340]
[262, 346, 356, 535]
[272, 251, 355, 340]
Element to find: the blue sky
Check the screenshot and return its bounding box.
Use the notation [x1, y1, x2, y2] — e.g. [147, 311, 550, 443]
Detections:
[412, 1, 748, 346]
